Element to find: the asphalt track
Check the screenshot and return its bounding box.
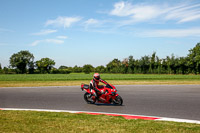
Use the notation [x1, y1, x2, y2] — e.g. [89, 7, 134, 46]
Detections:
[0, 85, 200, 121]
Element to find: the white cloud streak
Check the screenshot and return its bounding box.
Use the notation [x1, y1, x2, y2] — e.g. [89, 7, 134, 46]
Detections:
[164, 4, 200, 23]
[57, 36, 68, 39]
[110, 1, 200, 24]
[137, 28, 200, 38]
[45, 16, 82, 28]
[83, 18, 113, 31]
[83, 18, 100, 30]
[32, 29, 57, 35]
[31, 39, 64, 46]
[110, 2, 161, 20]
[84, 19, 99, 25]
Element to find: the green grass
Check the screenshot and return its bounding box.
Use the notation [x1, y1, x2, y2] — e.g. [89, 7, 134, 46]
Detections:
[0, 73, 200, 81]
[0, 74, 200, 87]
[1, 110, 200, 133]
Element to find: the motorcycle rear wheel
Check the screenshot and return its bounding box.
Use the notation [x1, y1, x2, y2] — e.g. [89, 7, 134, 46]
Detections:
[113, 95, 123, 105]
[84, 93, 96, 104]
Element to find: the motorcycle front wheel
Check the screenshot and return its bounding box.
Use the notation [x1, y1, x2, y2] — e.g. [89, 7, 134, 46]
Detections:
[113, 95, 123, 105]
[84, 93, 96, 104]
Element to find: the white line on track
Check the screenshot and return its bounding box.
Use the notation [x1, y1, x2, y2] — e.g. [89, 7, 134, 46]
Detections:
[1, 108, 200, 124]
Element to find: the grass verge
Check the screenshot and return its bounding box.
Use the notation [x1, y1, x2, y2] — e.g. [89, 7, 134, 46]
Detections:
[1, 110, 200, 133]
[0, 74, 200, 87]
[1, 80, 200, 87]
[1, 73, 200, 81]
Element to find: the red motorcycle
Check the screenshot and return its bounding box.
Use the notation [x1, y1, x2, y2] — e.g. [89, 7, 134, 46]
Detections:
[81, 83, 123, 105]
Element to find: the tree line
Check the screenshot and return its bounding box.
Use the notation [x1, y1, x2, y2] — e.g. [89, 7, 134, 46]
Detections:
[0, 42, 200, 74]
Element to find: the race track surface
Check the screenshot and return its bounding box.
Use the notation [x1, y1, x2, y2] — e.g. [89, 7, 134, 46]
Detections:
[0, 85, 200, 120]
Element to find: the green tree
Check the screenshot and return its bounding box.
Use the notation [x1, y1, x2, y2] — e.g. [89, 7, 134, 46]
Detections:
[127, 56, 135, 74]
[121, 58, 128, 73]
[178, 57, 188, 74]
[73, 65, 82, 73]
[155, 56, 161, 74]
[83, 64, 94, 74]
[166, 56, 171, 74]
[0, 63, 2, 74]
[59, 65, 68, 69]
[165, 54, 180, 74]
[161, 59, 167, 73]
[106, 59, 121, 73]
[28, 61, 35, 74]
[149, 52, 156, 73]
[95, 65, 106, 73]
[134, 59, 140, 73]
[173, 56, 179, 74]
[187, 43, 200, 74]
[3, 67, 9, 74]
[36, 58, 55, 73]
[139, 55, 150, 74]
[9, 50, 34, 74]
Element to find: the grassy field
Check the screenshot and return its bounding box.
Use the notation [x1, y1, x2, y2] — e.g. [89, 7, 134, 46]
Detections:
[0, 73, 200, 87]
[1, 110, 200, 133]
[1, 73, 200, 81]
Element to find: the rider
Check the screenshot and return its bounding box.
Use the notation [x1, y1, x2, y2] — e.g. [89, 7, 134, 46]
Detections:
[90, 73, 108, 100]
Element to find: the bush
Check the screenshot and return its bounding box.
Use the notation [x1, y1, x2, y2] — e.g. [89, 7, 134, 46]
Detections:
[0, 69, 2, 74]
[50, 69, 71, 74]
[83, 64, 94, 74]
[0, 67, 16, 74]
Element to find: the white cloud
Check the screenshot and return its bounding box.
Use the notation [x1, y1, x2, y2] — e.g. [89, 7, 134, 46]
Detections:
[110, 2, 161, 21]
[31, 39, 64, 46]
[83, 18, 100, 30]
[84, 19, 99, 25]
[32, 29, 57, 35]
[109, 1, 200, 24]
[45, 16, 82, 28]
[31, 40, 41, 46]
[45, 39, 64, 44]
[164, 4, 200, 23]
[178, 14, 200, 23]
[83, 18, 112, 31]
[57, 36, 68, 39]
[137, 28, 200, 38]
[110, 2, 131, 17]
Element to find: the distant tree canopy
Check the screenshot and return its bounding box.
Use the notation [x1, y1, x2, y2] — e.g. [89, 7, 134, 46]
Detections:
[9, 50, 34, 74]
[95, 65, 106, 73]
[36, 58, 55, 73]
[187, 43, 200, 74]
[59, 65, 68, 69]
[2, 42, 200, 74]
[83, 64, 94, 74]
[73, 65, 82, 73]
[106, 59, 121, 73]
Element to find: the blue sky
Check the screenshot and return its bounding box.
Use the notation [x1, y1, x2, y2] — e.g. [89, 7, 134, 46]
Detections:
[1, 0, 200, 68]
